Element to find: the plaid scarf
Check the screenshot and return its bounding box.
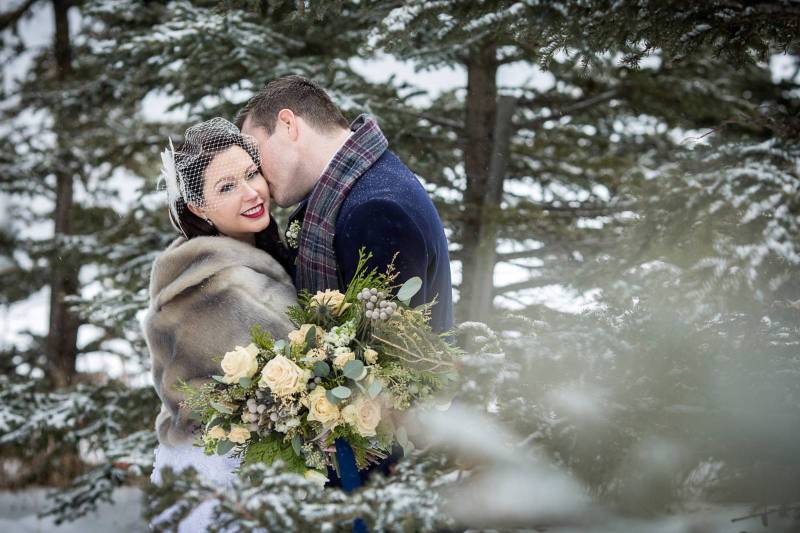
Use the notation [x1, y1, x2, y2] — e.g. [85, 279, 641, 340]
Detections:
[294, 114, 388, 294]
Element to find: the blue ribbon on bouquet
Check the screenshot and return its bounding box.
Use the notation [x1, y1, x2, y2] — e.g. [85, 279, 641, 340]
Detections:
[327, 438, 403, 533]
[333, 439, 368, 533]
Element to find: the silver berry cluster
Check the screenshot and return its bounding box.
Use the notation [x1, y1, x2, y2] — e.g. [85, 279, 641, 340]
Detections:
[241, 389, 282, 433]
[357, 287, 398, 320]
[306, 375, 324, 391]
[241, 392, 270, 428]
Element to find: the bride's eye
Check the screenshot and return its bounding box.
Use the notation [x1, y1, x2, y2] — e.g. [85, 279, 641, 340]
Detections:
[245, 168, 259, 180]
[219, 182, 235, 194]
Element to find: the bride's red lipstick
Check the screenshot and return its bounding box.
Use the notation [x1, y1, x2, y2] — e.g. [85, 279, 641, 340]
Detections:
[241, 204, 265, 219]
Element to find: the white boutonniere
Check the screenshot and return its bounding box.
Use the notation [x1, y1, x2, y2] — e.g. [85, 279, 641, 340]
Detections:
[286, 220, 301, 249]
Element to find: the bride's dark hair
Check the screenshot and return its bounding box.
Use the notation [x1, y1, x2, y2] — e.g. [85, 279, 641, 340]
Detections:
[166, 122, 294, 276]
[170, 131, 259, 239]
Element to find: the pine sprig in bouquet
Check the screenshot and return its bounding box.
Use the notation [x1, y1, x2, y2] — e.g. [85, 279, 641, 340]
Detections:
[180, 250, 461, 482]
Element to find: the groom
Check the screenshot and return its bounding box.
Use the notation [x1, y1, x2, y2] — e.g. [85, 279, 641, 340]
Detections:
[236, 75, 453, 332]
[235, 75, 453, 502]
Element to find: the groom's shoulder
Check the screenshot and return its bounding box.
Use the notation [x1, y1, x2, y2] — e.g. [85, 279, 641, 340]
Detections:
[341, 150, 431, 216]
[359, 149, 418, 189]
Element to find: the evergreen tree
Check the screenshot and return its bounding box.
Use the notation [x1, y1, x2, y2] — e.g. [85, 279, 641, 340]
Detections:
[369, 0, 800, 323]
[1, 0, 798, 529]
[0, 0, 168, 507]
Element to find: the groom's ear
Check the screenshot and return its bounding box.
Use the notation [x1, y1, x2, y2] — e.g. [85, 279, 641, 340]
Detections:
[276, 108, 299, 142]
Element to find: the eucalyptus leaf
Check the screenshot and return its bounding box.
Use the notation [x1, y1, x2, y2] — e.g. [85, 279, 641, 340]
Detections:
[353, 380, 367, 395]
[211, 375, 227, 384]
[313, 361, 330, 377]
[274, 340, 287, 352]
[331, 386, 352, 399]
[326, 390, 340, 405]
[367, 379, 383, 399]
[206, 417, 225, 429]
[238, 377, 252, 388]
[342, 360, 365, 380]
[210, 401, 234, 415]
[291, 435, 303, 457]
[216, 439, 234, 455]
[305, 326, 317, 349]
[396, 276, 422, 304]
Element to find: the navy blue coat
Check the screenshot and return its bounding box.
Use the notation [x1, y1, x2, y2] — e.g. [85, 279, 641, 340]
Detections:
[286, 149, 453, 333]
[333, 150, 454, 333]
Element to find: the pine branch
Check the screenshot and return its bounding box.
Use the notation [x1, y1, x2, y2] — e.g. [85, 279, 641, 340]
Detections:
[514, 88, 621, 130]
[493, 277, 565, 296]
[373, 103, 465, 131]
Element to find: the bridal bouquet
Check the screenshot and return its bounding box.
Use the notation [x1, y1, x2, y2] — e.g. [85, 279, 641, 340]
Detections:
[181, 251, 460, 482]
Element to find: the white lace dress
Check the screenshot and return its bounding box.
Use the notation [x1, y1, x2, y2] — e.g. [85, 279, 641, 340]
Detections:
[150, 441, 241, 532]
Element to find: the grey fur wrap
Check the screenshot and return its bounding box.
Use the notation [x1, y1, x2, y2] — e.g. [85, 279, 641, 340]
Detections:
[143, 236, 297, 446]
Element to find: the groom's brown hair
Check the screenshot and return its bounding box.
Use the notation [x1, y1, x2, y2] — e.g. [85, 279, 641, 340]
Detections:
[235, 75, 349, 135]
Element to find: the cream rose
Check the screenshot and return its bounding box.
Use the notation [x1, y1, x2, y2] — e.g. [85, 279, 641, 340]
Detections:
[259, 355, 309, 397]
[363, 348, 378, 365]
[342, 397, 381, 437]
[288, 324, 323, 349]
[332, 347, 355, 368]
[227, 425, 251, 444]
[310, 289, 351, 317]
[207, 425, 227, 441]
[220, 343, 260, 384]
[304, 386, 340, 427]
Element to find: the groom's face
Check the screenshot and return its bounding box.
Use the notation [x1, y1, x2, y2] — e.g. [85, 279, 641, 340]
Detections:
[242, 116, 301, 208]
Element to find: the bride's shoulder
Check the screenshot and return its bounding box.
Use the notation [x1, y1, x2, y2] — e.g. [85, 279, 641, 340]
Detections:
[148, 235, 290, 306]
[152, 235, 253, 271]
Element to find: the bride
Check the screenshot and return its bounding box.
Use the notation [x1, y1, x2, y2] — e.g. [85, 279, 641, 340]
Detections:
[143, 118, 296, 530]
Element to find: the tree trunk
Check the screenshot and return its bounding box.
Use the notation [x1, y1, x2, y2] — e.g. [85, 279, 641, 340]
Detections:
[459, 43, 498, 322]
[45, 0, 80, 388]
[467, 95, 517, 323]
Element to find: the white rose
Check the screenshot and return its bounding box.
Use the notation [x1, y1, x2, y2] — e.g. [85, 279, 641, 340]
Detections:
[259, 355, 309, 397]
[363, 348, 378, 365]
[227, 425, 251, 444]
[342, 397, 381, 437]
[288, 324, 323, 349]
[332, 347, 355, 368]
[304, 386, 340, 428]
[304, 469, 329, 486]
[207, 425, 227, 441]
[220, 343, 260, 384]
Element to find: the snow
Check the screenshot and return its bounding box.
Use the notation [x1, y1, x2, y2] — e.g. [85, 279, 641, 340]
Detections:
[769, 53, 799, 84]
[0, 488, 786, 533]
[2, 2, 53, 96]
[350, 53, 466, 106]
[0, 487, 146, 533]
[0, 288, 49, 347]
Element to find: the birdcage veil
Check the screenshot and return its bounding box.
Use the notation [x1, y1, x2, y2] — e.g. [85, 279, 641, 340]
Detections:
[159, 117, 262, 237]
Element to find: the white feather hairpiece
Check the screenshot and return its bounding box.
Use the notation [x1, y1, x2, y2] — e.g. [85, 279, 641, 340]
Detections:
[160, 138, 187, 237]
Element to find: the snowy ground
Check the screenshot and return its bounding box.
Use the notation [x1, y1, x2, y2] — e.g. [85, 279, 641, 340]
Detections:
[0, 487, 146, 533]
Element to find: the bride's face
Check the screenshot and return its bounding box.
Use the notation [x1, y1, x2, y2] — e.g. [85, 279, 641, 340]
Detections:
[191, 145, 271, 240]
